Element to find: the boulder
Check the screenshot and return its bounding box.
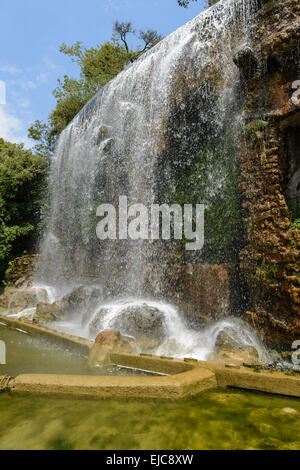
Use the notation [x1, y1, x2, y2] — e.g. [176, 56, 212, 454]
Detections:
[33, 285, 102, 324]
[110, 304, 166, 341]
[33, 298, 73, 324]
[8, 287, 47, 312]
[137, 338, 161, 353]
[88, 307, 110, 336]
[0, 288, 17, 309]
[63, 285, 102, 324]
[33, 301, 55, 324]
[88, 329, 136, 365]
[210, 331, 260, 366]
[4, 254, 38, 287]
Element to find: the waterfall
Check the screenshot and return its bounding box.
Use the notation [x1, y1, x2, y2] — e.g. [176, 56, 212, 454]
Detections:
[32, 0, 267, 359]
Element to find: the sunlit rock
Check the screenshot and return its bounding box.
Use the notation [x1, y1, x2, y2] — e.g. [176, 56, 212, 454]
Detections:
[7, 288, 47, 312]
[209, 331, 259, 365]
[108, 304, 166, 341]
[88, 329, 136, 365]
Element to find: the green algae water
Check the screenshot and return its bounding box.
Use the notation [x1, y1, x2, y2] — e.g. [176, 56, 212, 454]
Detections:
[0, 390, 299, 450]
[1, 325, 299, 450]
[0, 325, 148, 377]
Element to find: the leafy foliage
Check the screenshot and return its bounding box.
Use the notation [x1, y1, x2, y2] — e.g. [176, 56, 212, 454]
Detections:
[28, 23, 162, 156]
[177, 0, 198, 6]
[0, 138, 47, 281]
[170, 139, 242, 263]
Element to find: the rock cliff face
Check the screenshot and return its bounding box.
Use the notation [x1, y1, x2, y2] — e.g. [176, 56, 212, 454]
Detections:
[237, 0, 300, 345]
[156, 0, 300, 347]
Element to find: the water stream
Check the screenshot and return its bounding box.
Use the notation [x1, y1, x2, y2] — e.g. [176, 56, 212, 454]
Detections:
[27, 0, 268, 358]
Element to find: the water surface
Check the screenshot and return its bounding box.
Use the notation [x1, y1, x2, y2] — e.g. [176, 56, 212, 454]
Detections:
[0, 390, 299, 450]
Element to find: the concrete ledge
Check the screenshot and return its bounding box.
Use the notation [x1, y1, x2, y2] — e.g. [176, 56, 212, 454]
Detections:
[197, 361, 300, 398]
[1, 317, 299, 400]
[0, 315, 93, 356]
[110, 353, 300, 398]
[8, 368, 216, 400]
[110, 352, 194, 375]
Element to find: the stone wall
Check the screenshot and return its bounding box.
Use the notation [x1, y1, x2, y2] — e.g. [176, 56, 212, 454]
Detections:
[237, 0, 300, 345]
[163, 264, 231, 323]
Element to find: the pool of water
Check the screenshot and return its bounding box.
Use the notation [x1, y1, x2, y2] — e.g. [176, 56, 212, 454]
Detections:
[0, 389, 299, 450]
[0, 325, 148, 377]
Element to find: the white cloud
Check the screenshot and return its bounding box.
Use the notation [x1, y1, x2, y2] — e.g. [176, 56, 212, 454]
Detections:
[0, 64, 21, 75]
[27, 81, 36, 89]
[36, 72, 49, 84]
[16, 97, 31, 108]
[0, 105, 33, 148]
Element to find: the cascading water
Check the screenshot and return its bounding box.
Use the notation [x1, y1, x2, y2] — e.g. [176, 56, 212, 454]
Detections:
[32, 0, 268, 360]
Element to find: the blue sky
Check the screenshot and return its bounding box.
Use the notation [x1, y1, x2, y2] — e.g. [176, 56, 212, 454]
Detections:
[0, 0, 206, 148]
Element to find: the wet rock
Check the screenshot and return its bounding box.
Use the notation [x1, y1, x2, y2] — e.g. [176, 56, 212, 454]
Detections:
[34, 302, 55, 323]
[99, 125, 108, 141]
[88, 307, 110, 336]
[0, 288, 16, 309]
[18, 307, 37, 322]
[4, 254, 38, 287]
[210, 331, 259, 365]
[33, 297, 75, 324]
[94, 329, 134, 346]
[63, 285, 102, 324]
[238, 0, 300, 345]
[215, 331, 243, 351]
[233, 45, 258, 80]
[110, 304, 166, 341]
[137, 338, 161, 353]
[14, 276, 27, 289]
[280, 408, 298, 415]
[88, 329, 136, 365]
[32, 285, 103, 325]
[8, 288, 47, 312]
[163, 264, 231, 322]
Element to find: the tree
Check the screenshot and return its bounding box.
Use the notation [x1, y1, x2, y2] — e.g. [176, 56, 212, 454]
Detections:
[113, 21, 135, 53]
[177, 0, 215, 7]
[177, 0, 198, 6]
[139, 29, 162, 52]
[0, 138, 47, 281]
[29, 23, 162, 156]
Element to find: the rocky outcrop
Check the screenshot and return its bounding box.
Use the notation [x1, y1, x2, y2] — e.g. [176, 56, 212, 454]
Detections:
[88, 329, 136, 365]
[33, 285, 102, 324]
[209, 331, 260, 365]
[237, 0, 300, 345]
[163, 264, 231, 322]
[33, 299, 72, 324]
[4, 254, 38, 288]
[89, 303, 166, 341]
[0, 286, 47, 312]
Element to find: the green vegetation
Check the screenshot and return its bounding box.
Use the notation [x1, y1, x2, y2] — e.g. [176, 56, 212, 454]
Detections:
[177, 0, 217, 7]
[0, 139, 46, 282]
[28, 22, 162, 156]
[245, 120, 268, 140]
[253, 263, 278, 286]
[177, 0, 199, 6]
[260, 152, 267, 164]
[170, 138, 242, 263]
[290, 218, 300, 232]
